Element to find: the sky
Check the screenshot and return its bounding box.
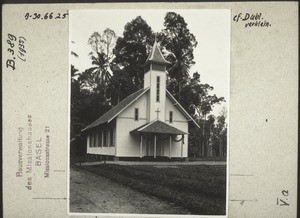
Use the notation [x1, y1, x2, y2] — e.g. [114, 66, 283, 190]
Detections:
[70, 9, 230, 117]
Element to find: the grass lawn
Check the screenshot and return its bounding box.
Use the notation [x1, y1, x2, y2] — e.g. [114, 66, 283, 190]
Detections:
[81, 164, 226, 215]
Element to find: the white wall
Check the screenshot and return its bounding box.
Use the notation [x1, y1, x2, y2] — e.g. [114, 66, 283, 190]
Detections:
[144, 64, 167, 122]
[86, 85, 190, 158]
[87, 146, 116, 156]
[165, 96, 188, 123]
[144, 71, 150, 88]
[149, 70, 167, 121]
[163, 96, 189, 157]
[116, 93, 148, 157]
[116, 92, 189, 158]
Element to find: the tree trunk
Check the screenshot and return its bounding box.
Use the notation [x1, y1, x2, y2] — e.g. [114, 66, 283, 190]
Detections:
[203, 114, 206, 157]
[219, 140, 222, 158]
[178, 82, 181, 103]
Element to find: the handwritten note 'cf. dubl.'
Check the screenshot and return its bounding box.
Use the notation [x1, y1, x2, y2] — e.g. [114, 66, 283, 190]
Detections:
[233, 13, 271, 28]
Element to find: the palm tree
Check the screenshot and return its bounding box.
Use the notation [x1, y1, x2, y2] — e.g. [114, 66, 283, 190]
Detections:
[88, 32, 102, 53]
[167, 51, 194, 102]
[87, 52, 111, 98]
[87, 29, 117, 100]
[102, 28, 116, 61]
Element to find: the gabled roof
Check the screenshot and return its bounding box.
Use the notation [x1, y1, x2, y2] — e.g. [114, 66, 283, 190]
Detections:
[131, 120, 187, 135]
[82, 87, 199, 132]
[145, 40, 170, 65]
[82, 88, 149, 132]
[166, 90, 200, 128]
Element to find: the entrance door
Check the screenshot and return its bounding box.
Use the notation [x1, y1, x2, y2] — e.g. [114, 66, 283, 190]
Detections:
[145, 134, 165, 157]
[146, 137, 152, 156]
[145, 135, 161, 157]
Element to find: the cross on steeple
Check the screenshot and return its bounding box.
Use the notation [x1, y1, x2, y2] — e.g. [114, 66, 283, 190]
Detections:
[155, 108, 161, 119]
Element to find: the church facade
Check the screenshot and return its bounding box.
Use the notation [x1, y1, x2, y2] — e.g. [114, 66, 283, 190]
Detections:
[82, 41, 199, 159]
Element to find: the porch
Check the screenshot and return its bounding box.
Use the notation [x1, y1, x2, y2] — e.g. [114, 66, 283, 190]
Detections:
[130, 120, 188, 160]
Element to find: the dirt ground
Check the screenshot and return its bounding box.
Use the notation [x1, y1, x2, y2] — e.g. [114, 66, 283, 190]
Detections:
[69, 167, 191, 214]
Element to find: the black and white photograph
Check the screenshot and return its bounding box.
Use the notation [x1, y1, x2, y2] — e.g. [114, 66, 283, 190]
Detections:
[69, 9, 230, 216]
[2, 2, 298, 218]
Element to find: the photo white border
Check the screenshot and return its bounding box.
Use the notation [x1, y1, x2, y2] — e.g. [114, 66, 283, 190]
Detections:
[67, 8, 231, 218]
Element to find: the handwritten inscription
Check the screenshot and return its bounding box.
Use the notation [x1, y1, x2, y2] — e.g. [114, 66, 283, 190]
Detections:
[277, 190, 289, 206]
[6, 34, 26, 70]
[233, 13, 271, 28]
[230, 199, 258, 206]
[25, 12, 68, 20]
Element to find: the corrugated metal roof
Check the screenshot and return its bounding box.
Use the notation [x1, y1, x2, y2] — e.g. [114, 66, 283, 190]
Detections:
[131, 120, 187, 135]
[82, 88, 149, 132]
[145, 41, 170, 65]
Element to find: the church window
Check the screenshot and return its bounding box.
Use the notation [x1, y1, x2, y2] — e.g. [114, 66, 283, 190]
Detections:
[169, 111, 173, 123]
[134, 108, 139, 121]
[107, 131, 110, 147]
[93, 133, 96, 147]
[99, 131, 102, 147]
[107, 131, 109, 147]
[95, 133, 99, 147]
[156, 76, 160, 102]
[90, 134, 94, 147]
[103, 130, 107, 147]
[91, 134, 94, 147]
[110, 128, 114, 147]
[88, 135, 91, 147]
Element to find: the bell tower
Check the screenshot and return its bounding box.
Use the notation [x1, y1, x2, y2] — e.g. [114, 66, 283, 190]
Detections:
[144, 40, 170, 122]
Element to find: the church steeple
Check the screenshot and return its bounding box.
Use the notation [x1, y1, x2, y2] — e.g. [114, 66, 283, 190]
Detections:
[145, 40, 170, 66]
[143, 40, 169, 122]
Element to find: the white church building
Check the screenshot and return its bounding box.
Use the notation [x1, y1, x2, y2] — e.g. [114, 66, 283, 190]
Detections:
[82, 40, 199, 160]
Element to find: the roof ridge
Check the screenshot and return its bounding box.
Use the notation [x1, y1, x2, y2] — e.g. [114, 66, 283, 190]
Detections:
[107, 88, 150, 123]
[131, 118, 187, 135]
[136, 119, 158, 132]
[166, 90, 200, 128]
[82, 88, 149, 132]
